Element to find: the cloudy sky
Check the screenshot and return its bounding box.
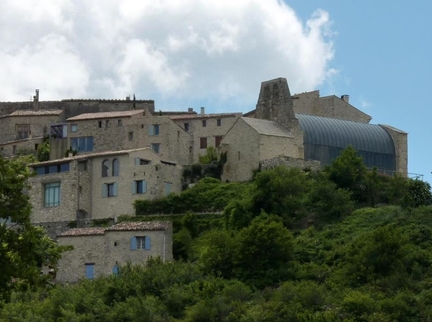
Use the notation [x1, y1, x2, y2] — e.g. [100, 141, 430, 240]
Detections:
[1, 0, 431, 183]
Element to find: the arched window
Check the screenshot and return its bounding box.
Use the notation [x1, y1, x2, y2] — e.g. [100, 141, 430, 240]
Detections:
[112, 159, 119, 176]
[102, 160, 110, 177]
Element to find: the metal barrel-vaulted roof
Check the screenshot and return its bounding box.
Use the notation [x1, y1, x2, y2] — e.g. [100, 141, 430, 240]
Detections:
[296, 114, 396, 170]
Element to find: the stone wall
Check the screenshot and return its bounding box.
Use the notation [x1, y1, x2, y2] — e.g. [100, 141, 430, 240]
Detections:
[56, 223, 172, 283]
[260, 156, 321, 172]
[0, 99, 155, 119]
[0, 137, 43, 157]
[379, 124, 408, 176]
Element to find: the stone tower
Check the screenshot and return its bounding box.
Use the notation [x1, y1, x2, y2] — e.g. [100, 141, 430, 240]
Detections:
[255, 77, 299, 131]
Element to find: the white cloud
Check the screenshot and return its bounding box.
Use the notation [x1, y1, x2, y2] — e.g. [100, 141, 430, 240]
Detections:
[0, 0, 335, 111]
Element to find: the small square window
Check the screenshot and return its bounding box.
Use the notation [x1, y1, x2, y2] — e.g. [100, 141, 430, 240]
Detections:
[131, 236, 150, 250]
[128, 131, 134, 141]
[202, 120, 207, 127]
[102, 183, 118, 198]
[71, 124, 78, 132]
[132, 180, 147, 194]
[151, 143, 160, 153]
[217, 119, 221, 126]
[200, 137, 207, 149]
[184, 123, 189, 131]
[98, 121, 103, 128]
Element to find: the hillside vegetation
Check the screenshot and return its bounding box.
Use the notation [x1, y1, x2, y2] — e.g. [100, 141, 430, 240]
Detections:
[2, 147, 432, 321]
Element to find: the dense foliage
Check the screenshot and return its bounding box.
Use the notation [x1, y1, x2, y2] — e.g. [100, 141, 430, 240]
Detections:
[2, 147, 432, 321]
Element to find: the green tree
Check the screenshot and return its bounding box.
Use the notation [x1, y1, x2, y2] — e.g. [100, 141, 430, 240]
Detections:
[325, 145, 366, 202]
[36, 137, 50, 162]
[233, 214, 294, 287]
[0, 156, 65, 301]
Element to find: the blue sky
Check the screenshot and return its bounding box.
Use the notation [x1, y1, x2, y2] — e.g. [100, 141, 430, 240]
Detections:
[288, 1, 432, 184]
[1, 0, 430, 184]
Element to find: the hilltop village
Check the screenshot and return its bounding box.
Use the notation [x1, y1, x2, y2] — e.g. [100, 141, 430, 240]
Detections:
[0, 77, 407, 282]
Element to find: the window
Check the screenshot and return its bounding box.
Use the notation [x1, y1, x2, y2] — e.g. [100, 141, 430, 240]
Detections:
[36, 163, 70, 175]
[70, 124, 78, 132]
[130, 236, 151, 250]
[102, 160, 110, 177]
[118, 119, 122, 126]
[135, 157, 151, 165]
[149, 124, 160, 135]
[200, 137, 207, 149]
[132, 180, 147, 194]
[112, 265, 120, 275]
[202, 120, 207, 127]
[44, 182, 60, 207]
[70, 137, 94, 152]
[106, 120, 110, 127]
[128, 131, 134, 141]
[78, 161, 87, 171]
[184, 123, 189, 131]
[215, 136, 222, 147]
[102, 183, 118, 198]
[151, 143, 160, 153]
[85, 263, 95, 279]
[16, 124, 30, 140]
[112, 159, 119, 176]
[217, 119, 222, 126]
[98, 121, 103, 128]
[164, 182, 172, 196]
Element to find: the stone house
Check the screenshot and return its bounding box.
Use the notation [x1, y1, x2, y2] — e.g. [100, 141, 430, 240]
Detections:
[221, 77, 408, 181]
[170, 107, 241, 164]
[28, 148, 182, 224]
[50, 109, 191, 165]
[0, 110, 64, 157]
[56, 221, 173, 283]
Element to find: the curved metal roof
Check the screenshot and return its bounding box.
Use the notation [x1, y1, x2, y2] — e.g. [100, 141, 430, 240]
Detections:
[296, 114, 396, 170]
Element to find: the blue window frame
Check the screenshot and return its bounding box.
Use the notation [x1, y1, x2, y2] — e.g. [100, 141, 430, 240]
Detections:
[102, 183, 118, 198]
[85, 263, 95, 279]
[112, 265, 120, 275]
[151, 143, 160, 153]
[164, 182, 172, 196]
[44, 182, 60, 207]
[148, 124, 160, 136]
[130, 236, 151, 250]
[70, 137, 94, 152]
[132, 180, 147, 194]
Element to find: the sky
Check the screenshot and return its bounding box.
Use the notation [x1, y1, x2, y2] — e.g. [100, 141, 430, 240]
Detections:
[1, 0, 431, 184]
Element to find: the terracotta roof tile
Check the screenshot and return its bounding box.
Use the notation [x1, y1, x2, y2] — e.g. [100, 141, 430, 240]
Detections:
[59, 227, 106, 237]
[170, 113, 240, 120]
[10, 110, 63, 116]
[106, 221, 170, 231]
[67, 110, 145, 121]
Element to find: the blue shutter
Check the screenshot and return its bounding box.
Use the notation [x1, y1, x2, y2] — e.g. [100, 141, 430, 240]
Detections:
[87, 137, 94, 151]
[130, 237, 137, 250]
[85, 264, 94, 279]
[102, 184, 107, 198]
[145, 236, 151, 250]
[135, 157, 140, 166]
[143, 180, 147, 193]
[112, 265, 119, 275]
[148, 125, 154, 136]
[132, 181, 136, 194]
[164, 182, 172, 196]
[113, 183, 118, 196]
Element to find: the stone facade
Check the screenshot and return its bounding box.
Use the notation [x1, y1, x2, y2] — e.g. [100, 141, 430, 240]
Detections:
[259, 156, 321, 172]
[170, 108, 241, 164]
[379, 124, 408, 176]
[28, 148, 182, 224]
[56, 221, 173, 283]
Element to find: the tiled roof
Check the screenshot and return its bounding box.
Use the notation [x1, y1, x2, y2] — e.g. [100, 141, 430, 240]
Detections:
[59, 227, 106, 237]
[58, 221, 170, 237]
[67, 110, 145, 121]
[106, 221, 170, 231]
[28, 148, 152, 167]
[170, 113, 239, 120]
[10, 110, 63, 116]
[0, 136, 43, 146]
[241, 117, 294, 138]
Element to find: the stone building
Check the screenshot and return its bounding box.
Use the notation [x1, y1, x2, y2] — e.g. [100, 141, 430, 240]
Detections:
[28, 148, 182, 224]
[49, 109, 191, 165]
[221, 77, 407, 181]
[169, 107, 241, 164]
[0, 110, 64, 157]
[56, 221, 173, 283]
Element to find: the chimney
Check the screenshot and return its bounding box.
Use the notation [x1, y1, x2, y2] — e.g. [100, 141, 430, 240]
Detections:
[126, 95, 130, 101]
[188, 107, 194, 113]
[341, 94, 350, 103]
[33, 89, 39, 102]
[200, 107, 205, 115]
